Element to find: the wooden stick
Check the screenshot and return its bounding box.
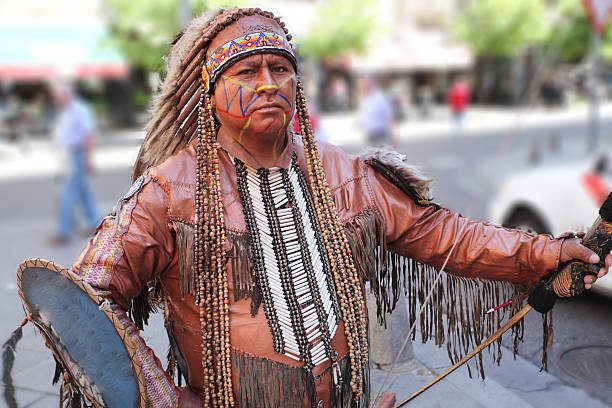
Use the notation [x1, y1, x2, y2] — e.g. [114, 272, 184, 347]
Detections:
[395, 304, 532, 407]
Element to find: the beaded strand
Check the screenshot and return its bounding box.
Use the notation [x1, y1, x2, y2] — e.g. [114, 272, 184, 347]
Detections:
[296, 83, 369, 397]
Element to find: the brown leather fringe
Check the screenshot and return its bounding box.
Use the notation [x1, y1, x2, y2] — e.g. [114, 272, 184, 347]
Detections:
[541, 310, 553, 371]
[227, 231, 262, 316]
[343, 210, 541, 379]
[175, 220, 195, 297]
[327, 354, 370, 408]
[233, 349, 315, 408]
[175, 224, 262, 314]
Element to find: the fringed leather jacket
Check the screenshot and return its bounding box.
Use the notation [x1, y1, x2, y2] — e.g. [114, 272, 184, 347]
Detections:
[71, 133, 562, 408]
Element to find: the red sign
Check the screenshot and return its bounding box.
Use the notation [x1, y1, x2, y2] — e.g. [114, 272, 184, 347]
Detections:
[582, 0, 612, 34]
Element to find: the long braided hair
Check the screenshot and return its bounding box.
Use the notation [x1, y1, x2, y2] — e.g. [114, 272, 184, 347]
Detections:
[133, 8, 369, 405]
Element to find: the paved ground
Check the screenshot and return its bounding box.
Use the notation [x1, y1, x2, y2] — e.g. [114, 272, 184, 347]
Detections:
[2, 103, 612, 407]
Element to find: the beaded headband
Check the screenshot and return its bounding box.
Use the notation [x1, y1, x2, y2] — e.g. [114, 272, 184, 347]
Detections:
[202, 30, 297, 93]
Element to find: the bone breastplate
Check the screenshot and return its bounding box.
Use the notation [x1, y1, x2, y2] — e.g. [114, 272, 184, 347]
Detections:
[234, 153, 340, 368]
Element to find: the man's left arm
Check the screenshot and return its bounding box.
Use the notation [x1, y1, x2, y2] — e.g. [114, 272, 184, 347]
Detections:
[365, 163, 609, 286]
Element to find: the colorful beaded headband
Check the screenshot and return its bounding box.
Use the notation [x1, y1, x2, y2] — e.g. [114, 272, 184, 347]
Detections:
[202, 30, 297, 93]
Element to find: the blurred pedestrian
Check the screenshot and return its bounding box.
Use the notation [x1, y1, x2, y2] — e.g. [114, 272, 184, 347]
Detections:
[448, 77, 471, 134]
[292, 99, 328, 142]
[359, 76, 394, 146]
[48, 85, 100, 246]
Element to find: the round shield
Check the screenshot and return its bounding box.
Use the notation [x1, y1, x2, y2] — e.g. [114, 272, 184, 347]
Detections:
[17, 259, 145, 408]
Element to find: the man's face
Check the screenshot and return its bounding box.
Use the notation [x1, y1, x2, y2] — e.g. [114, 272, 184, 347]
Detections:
[208, 15, 296, 143]
[213, 53, 295, 142]
[54, 88, 71, 108]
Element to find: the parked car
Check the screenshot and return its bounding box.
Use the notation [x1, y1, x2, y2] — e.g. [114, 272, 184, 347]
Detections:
[487, 150, 612, 296]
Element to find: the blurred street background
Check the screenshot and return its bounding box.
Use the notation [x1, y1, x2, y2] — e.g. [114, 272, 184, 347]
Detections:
[2, 0, 612, 406]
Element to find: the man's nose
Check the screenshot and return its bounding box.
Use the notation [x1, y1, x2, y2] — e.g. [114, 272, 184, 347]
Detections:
[255, 67, 278, 95]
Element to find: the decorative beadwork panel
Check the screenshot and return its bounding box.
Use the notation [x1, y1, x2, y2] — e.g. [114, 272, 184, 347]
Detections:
[234, 154, 339, 368]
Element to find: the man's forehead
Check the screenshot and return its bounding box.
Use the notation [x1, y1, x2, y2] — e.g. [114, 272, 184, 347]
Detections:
[208, 15, 285, 55]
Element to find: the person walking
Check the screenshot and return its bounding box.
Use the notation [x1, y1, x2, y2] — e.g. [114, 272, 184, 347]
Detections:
[49, 85, 100, 245]
[359, 76, 394, 146]
[448, 77, 471, 134]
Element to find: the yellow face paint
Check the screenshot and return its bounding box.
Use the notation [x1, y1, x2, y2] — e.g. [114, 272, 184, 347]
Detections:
[238, 115, 252, 143]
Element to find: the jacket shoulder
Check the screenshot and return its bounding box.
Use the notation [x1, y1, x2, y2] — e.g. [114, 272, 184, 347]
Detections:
[146, 144, 197, 188]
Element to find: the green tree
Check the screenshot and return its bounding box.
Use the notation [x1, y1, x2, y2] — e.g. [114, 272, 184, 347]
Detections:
[453, 0, 547, 103]
[106, 0, 241, 72]
[544, 0, 612, 63]
[299, 0, 377, 60]
[454, 0, 547, 58]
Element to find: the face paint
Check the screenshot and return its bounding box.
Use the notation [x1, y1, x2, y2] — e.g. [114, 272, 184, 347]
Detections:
[220, 74, 295, 116]
[214, 59, 295, 142]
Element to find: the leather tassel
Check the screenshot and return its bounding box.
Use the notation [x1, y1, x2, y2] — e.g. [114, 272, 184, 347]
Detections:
[233, 350, 315, 408]
[175, 220, 195, 297]
[227, 231, 263, 316]
[344, 210, 528, 380]
[541, 310, 553, 371]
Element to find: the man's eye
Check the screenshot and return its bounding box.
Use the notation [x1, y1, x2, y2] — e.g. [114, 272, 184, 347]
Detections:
[237, 69, 254, 75]
[272, 66, 288, 73]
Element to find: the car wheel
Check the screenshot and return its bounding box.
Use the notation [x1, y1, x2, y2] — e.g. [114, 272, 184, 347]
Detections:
[504, 211, 550, 236]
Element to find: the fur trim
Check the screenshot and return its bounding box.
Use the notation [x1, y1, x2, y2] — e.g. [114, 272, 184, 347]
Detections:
[360, 147, 432, 201]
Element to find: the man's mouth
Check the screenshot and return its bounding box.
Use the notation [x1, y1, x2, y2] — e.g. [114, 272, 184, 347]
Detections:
[252, 102, 283, 112]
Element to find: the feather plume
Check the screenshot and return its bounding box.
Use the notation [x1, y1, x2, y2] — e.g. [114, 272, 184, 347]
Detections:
[132, 9, 224, 181]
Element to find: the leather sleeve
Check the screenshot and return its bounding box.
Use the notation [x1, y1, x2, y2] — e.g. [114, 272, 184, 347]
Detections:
[71, 174, 178, 407]
[365, 165, 562, 286]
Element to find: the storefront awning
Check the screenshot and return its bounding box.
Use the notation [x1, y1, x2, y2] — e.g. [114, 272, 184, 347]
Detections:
[0, 26, 128, 81]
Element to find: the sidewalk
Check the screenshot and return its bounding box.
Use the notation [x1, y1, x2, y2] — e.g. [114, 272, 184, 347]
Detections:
[370, 332, 609, 408]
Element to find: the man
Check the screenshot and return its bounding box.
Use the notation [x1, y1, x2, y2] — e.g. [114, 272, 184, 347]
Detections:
[359, 76, 394, 146]
[49, 85, 99, 245]
[24, 8, 609, 408]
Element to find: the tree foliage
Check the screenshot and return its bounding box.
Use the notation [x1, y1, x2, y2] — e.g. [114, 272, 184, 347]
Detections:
[543, 0, 612, 63]
[105, 0, 241, 72]
[298, 0, 377, 60]
[453, 0, 547, 58]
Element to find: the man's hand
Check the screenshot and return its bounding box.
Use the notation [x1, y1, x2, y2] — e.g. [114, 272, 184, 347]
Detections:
[559, 237, 612, 289]
[374, 392, 396, 408]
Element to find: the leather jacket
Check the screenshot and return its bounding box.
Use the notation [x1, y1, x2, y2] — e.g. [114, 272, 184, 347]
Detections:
[72, 133, 562, 407]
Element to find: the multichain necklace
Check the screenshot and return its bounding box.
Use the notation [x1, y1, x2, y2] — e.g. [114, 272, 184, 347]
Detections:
[235, 152, 340, 369]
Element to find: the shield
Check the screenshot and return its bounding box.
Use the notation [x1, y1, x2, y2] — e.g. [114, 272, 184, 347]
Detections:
[16, 259, 146, 407]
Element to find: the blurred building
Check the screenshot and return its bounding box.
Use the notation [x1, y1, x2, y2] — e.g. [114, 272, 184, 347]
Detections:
[0, 0, 131, 139]
[253, 0, 473, 116]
